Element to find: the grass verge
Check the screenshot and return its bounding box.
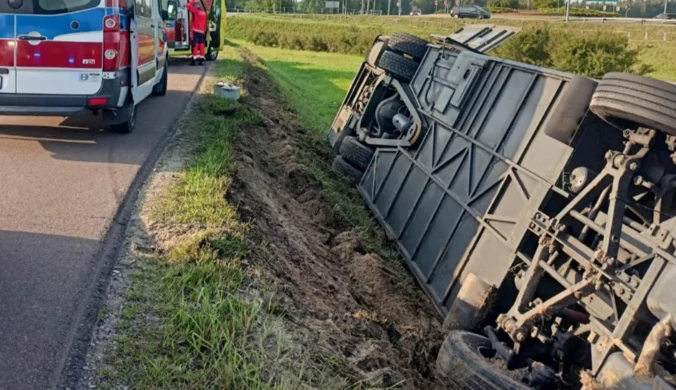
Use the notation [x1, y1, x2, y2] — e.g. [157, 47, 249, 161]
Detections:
[95, 46, 368, 389]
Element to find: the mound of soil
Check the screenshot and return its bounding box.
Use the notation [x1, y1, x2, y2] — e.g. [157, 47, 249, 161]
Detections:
[231, 49, 447, 388]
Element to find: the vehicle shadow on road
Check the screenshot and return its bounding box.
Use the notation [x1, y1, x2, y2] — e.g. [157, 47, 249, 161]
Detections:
[0, 228, 101, 390]
[166, 56, 212, 76]
[0, 89, 196, 165]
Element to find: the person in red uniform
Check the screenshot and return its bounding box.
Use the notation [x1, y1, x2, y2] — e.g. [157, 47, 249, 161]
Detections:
[186, 0, 208, 66]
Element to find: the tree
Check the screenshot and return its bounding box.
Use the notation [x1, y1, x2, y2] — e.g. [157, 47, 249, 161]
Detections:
[489, 0, 518, 8]
[300, 0, 326, 12]
[468, 0, 490, 7]
[239, 0, 294, 11]
[411, 0, 434, 13]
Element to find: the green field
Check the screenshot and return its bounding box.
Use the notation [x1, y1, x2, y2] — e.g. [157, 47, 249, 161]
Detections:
[227, 14, 676, 81]
[239, 42, 363, 131]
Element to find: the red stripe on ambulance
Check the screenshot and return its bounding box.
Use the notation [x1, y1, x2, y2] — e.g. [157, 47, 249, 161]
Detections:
[16, 41, 103, 68]
[0, 40, 14, 67]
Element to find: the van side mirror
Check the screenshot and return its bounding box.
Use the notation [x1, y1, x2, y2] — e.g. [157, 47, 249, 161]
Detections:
[167, 0, 179, 20]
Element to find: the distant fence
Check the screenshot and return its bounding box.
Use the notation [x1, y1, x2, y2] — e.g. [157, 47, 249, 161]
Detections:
[229, 7, 383, 15]
[230, 9, 676, 24]
[564, 16, 676, 25]
[578, 29, 676, 42]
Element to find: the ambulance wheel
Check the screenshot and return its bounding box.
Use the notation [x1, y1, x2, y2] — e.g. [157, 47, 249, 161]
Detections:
[206, 45, 219, 61]
[108, 100, 137, 134]
[152, 58, 168, 96]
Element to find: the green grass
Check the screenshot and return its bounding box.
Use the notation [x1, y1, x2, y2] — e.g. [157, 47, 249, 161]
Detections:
[240, 43, 363, 131]
[637, 42, 676, 81]
[153, 48, 257, 229]
[228, 15, 676, 81]
[99, 46, 280, 388]
[97, 45, 370, 389]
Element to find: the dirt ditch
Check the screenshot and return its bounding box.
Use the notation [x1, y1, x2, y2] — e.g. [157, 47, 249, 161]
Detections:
[231, 48, 447, 388]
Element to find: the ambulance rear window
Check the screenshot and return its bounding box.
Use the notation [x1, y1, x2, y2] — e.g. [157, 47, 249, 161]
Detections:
[35, 0, 100, 14]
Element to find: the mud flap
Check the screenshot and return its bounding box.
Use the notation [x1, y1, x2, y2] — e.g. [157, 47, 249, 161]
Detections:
[130, 17, 139, 104]
[442, 273, 496, 332]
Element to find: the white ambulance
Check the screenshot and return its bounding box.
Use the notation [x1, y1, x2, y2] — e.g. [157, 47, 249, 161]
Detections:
[0, 0, 169, 133]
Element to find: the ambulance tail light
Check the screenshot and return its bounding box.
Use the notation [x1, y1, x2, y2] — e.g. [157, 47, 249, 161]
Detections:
[105, 0, 128, 7]
[103, 15, 121, 71]
[89, 97, 109, 106]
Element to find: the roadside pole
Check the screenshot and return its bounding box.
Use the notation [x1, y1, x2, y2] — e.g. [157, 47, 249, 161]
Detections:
[565, 0, 570, 22]
[388, 0, 391, 14]
[665, 0, 668, 14]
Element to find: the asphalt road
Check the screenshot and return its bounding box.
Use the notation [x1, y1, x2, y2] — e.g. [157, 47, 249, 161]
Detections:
[0, 59, 206, 389]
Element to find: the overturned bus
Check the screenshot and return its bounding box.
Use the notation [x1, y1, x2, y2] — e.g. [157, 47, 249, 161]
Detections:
[328, 26, 676, 389]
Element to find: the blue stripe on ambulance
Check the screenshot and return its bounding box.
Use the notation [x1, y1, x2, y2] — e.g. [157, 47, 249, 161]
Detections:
[1, 8, 128, 40]
[15, 8, 106, 39]
[0, 14, 14, 39]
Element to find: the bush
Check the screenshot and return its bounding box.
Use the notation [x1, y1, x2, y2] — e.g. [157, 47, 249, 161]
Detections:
[493, 26, 551, 67]
[228, 17, 646, 78]
[537, 7, 619, 17]
[278, 34, 306, 50]
[229, 17, 387, 56]
[305, 35, 329, 52]
[486, 6, 516, 13]
[549, 31, 646, 77]
[494, 26, 646, 77]
[250, 31, 279, 47]
[534, 0, 557, 9]
[489, 0, 519, 9]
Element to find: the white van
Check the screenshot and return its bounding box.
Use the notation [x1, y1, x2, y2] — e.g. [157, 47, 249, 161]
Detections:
[0, 0, 169, 133]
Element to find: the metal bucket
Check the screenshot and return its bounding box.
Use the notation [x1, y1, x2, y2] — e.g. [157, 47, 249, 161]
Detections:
[213, 82, 241, 101]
